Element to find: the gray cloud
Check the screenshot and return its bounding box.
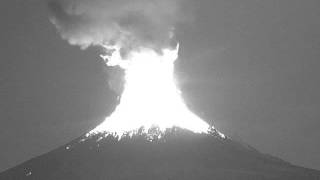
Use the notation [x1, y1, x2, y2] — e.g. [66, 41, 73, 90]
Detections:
[48, 0, 187, 54]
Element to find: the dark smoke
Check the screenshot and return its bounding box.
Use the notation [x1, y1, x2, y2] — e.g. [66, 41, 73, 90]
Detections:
[48, 0, 187, 53]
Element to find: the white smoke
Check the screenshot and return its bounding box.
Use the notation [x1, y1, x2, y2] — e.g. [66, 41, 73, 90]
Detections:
[48, 0, 187, 55]
[47, 0, 223, 136]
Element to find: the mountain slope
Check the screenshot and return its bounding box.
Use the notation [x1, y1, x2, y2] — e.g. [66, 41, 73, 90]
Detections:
[1, 127, 319, 180]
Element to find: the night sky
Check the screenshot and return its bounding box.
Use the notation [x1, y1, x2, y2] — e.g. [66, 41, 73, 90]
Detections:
[1, 0, 320, 171]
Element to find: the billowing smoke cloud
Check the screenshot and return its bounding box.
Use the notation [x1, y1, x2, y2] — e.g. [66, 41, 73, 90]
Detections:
[48, 0, 186, 55]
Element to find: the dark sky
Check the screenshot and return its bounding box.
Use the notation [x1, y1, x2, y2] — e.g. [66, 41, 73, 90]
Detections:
[1, 0, 320, 171]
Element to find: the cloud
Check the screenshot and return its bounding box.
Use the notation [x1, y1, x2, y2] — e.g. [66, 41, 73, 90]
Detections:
[48, 0, 187, 54]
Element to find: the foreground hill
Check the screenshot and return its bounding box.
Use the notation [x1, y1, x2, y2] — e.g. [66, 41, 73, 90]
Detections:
[1, 127, 319, 180]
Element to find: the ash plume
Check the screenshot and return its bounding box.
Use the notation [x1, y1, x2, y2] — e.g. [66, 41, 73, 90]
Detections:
[48, 0, 187, 55]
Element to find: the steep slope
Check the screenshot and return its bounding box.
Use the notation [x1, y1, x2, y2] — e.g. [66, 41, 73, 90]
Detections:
[1, 127, 319, 180]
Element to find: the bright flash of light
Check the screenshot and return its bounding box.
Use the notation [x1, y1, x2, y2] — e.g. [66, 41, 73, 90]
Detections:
[88, 45, 219, 137]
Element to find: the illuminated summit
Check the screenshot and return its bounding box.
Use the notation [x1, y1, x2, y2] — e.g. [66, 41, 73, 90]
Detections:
[87, 44, 222, 138]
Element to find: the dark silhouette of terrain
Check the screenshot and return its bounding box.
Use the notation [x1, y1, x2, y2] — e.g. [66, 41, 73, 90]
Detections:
[1, 127, 319, 180]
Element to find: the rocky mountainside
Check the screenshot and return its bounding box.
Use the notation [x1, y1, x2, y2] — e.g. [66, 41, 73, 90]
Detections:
[1, 127, 319, 180]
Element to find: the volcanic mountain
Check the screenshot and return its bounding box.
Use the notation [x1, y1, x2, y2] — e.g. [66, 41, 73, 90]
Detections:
[1, 127, 319, 180]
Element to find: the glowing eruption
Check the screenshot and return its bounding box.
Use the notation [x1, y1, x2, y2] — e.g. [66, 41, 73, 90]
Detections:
[88, 45, 212, 136]
[48, 0, 225, 139]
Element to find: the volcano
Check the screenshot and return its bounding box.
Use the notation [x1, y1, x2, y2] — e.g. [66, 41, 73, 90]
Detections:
[1, 127, 319, 180]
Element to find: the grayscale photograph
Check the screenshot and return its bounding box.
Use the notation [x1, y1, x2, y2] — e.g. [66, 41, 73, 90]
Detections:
[0, 0, 320, 179]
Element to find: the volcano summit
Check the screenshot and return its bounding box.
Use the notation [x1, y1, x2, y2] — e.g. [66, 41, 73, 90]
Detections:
[1, 127, 320, 180]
